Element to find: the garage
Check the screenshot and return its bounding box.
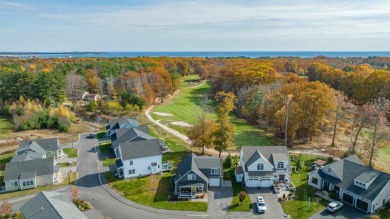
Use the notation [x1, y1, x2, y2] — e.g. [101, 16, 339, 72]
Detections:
[356, 199, 369, 212]
[342, 193, 354, 205]
[259, 179, 273, 187]
[209, 178, 221, 186]
[245, 178, 273, 187]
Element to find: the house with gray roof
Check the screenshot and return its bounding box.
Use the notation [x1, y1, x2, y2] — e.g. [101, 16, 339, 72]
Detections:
[4, 157, 62, 192]
[20, 191, 87, 219]
[173, 153, 223, 199]
[111, 125, 156, 157]
[235, 146, 290, 187]
[105, 117, 139, 137]
[116, 139, 163, 179]
[308, 155, 390, 213]
[16, 138, 63, 159]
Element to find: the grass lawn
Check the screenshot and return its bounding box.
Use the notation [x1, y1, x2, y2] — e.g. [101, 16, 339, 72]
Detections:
[379, 147, 390, 168]
[57, 162, 77, 167]
[99, 142, 112, 154]
[0, 152, 14, 186]
[63, 148, 78, 158]
[0, 117, 13, 139]
[149, 125, 190, 152]
[225, 169, 252, 212]
[281, 154, 328, 219]
[150, 76, 278, 150]
[102, 158, 118, 167]
[0, 172, 77, 200]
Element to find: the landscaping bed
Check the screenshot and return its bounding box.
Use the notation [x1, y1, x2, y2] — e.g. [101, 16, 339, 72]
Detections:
[226, 169, 252, 212]
[102, 158, 118, 167]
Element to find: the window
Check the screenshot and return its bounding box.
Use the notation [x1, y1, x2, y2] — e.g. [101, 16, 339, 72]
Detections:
[129, 169, 135, 174]
[277, 162, 284, 169]
[257, 164, 264, 170]
[311, 177, 319, 185]
[327, 168, 331, 173]
[188, 174, 196, 180]
[148, 166, 150, 170]
[22, 180, 34, 187]
[158, 165, 160, 168]
[10, 181, 18, 187]
[129, 160, 133, 166]
[211, 168, 220, 175]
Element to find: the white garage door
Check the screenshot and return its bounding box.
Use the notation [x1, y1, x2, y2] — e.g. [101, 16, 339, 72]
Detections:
[209, 178, 221, 186]
[246, 179, 273, 187]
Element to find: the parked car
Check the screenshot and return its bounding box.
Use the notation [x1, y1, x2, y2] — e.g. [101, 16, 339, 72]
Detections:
[256, 196, 267, 213]
[86, 134, 95, 139]
[327, 201, 343, 212]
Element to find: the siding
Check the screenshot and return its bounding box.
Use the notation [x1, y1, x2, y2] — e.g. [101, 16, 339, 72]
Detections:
[308, 171, 323, 190]
[174, 170, 208, 195]
[122, 155, 162, 179]
[36, 174, 54, 186]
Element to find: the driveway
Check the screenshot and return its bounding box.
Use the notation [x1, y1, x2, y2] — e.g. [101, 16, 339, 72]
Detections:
[207, 184, 233, 216]
[310, 203, 370, 219]
[247, 187, 286, 219]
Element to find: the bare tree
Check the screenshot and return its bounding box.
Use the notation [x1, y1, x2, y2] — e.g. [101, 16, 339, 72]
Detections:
[284, 94, 293, 147]
[65, 73, 87, 108]
[350, 104, 371, 153]
[331, 91, 352, 146]
[368, 98, 390, 167]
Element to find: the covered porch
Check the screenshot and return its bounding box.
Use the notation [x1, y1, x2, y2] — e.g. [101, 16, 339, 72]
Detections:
[178, 181, 206, 200]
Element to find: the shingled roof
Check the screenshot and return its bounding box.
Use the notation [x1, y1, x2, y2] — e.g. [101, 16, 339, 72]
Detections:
[111, 126, 155, 150]
[18, 138, 59, 155]
[119, 139, 162, 160]
[108, 118, 139, 130]
[20, 191, 87, 219]
[4, 157, 56, 181]
[174, 153, 222, 182]
[241, 146, 289, 168]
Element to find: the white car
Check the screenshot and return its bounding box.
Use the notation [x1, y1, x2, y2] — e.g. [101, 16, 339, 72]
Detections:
[327, 201, 343, 212]
[256, 196, 267, 213]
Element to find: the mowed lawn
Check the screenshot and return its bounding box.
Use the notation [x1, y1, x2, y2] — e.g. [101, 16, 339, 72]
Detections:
[151, 76, 277, 150]
[0, 118, 13, 139]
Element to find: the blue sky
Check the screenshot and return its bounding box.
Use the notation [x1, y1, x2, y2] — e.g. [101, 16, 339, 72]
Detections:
[1, 0, 390, 51]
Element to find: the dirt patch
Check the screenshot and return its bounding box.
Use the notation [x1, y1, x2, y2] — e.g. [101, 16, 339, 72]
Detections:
[153, 112, 174, 117]
[171, 121, 193, 127]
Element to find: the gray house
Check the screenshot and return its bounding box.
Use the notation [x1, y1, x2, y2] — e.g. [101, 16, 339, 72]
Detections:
[105, 118, 139, 137]
[20, 191, 87, 219]
[111, 126, 155, 157]
[16, 138, 63, 159]
[4, 157, 61, 192]
[308, 155, 390, 213]
[174, 153, 223, 199]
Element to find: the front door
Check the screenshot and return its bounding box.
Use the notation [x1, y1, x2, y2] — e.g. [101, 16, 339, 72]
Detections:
[151, 166, 157, 174]
[279, 175, 285, 182]
[324, 181, 330, 190]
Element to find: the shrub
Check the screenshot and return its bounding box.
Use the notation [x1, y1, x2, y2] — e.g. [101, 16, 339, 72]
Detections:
[327, 156, 334, 163]
[102, 100, 123, 114]
[238, 191, 247, 204]
[87, 100, 98, 111]
[224, 153, 233, 168]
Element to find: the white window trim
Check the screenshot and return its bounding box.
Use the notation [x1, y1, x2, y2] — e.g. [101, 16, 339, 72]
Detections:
[129, 160, 133, 166]
[188, 174, 196, 180]
[277, 162, 284, 169]
[211, 168, 220, 175]
[9, 181, 18, 187]
[129, 169, 135, 174]
[257, 164, 264, 170]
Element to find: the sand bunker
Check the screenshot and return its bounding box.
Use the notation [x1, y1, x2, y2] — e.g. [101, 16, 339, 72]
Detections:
[153, 112, 173, 117]
[171, 121, 193, 127]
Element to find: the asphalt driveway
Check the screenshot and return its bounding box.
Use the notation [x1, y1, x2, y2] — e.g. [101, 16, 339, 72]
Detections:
[207, 185, 233, 216]
[247, 187, 286, 219]
[310, 203, 370, 219]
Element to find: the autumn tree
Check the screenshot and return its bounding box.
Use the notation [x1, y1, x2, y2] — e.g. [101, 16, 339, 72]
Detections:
[238, 191, 246, 204]
[187, 96, 217, 155]
[213, 92, 236, 157]
[72, 186, 79, 199]
[331, 91, 352, 146]
[86, 69, 100, 93]
[350, 104, 372, 153]
[0, 201, 12, 215]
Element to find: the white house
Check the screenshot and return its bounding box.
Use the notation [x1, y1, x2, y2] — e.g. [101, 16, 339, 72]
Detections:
[308, 155, 390, 213]
[116, 139, 163, 179]
[235, 146, 290, 187]
[16, 138, 64, 159]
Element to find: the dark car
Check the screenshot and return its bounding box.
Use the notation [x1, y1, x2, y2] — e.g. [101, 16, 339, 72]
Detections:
[86, 134, 95, 139]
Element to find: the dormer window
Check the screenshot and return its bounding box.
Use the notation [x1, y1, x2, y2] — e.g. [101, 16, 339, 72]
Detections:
[211, 168, 220, 175]
[188, 174, 196, 180]
[257, 164, 264, 170]
[327, 168, 331, 173]
[277, 162, 284, 169]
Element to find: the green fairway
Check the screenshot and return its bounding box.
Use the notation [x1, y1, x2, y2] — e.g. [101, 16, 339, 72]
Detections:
[0, 118, 13, 139]
[151, 75, 278, 150]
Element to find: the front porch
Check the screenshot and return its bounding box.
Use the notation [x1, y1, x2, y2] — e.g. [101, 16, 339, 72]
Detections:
[178, 182, 207, 201]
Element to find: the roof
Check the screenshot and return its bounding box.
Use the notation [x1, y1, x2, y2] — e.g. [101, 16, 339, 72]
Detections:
[20, 172, 36, 180]
[11, 151, 44, 162]
[178, 181, 205, 187]
[111, 126, 155, 150]
[120, 139, 162, 160]
[108, 118, 139, 130]
[241, 146, 288, 168]
[247, 171, 274, 177]
[317, 155, 390, 201]
[4, 157, 55, 181]
[19, 138, 59, 153]
[174, 153, 222, 182]
[20, 191, 87, 219]
[313, 160, 327, 166]
[235, 166, 244, 175]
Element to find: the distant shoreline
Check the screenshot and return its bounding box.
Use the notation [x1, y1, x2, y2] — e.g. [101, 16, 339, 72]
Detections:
[1, 51, 390, 58]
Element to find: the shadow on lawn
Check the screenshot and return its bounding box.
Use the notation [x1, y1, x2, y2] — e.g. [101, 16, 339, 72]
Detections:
[152, 175, 173, 203]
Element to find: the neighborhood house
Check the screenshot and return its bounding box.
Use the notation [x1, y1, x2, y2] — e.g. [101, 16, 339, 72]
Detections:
[174, 153, 223, 199]
[106, 118, 139, 137]
[16, 138, 64, 159]
[235, 146, 290, 187]
[308, 155, 390, 213]
[4, 157, 61, 191]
